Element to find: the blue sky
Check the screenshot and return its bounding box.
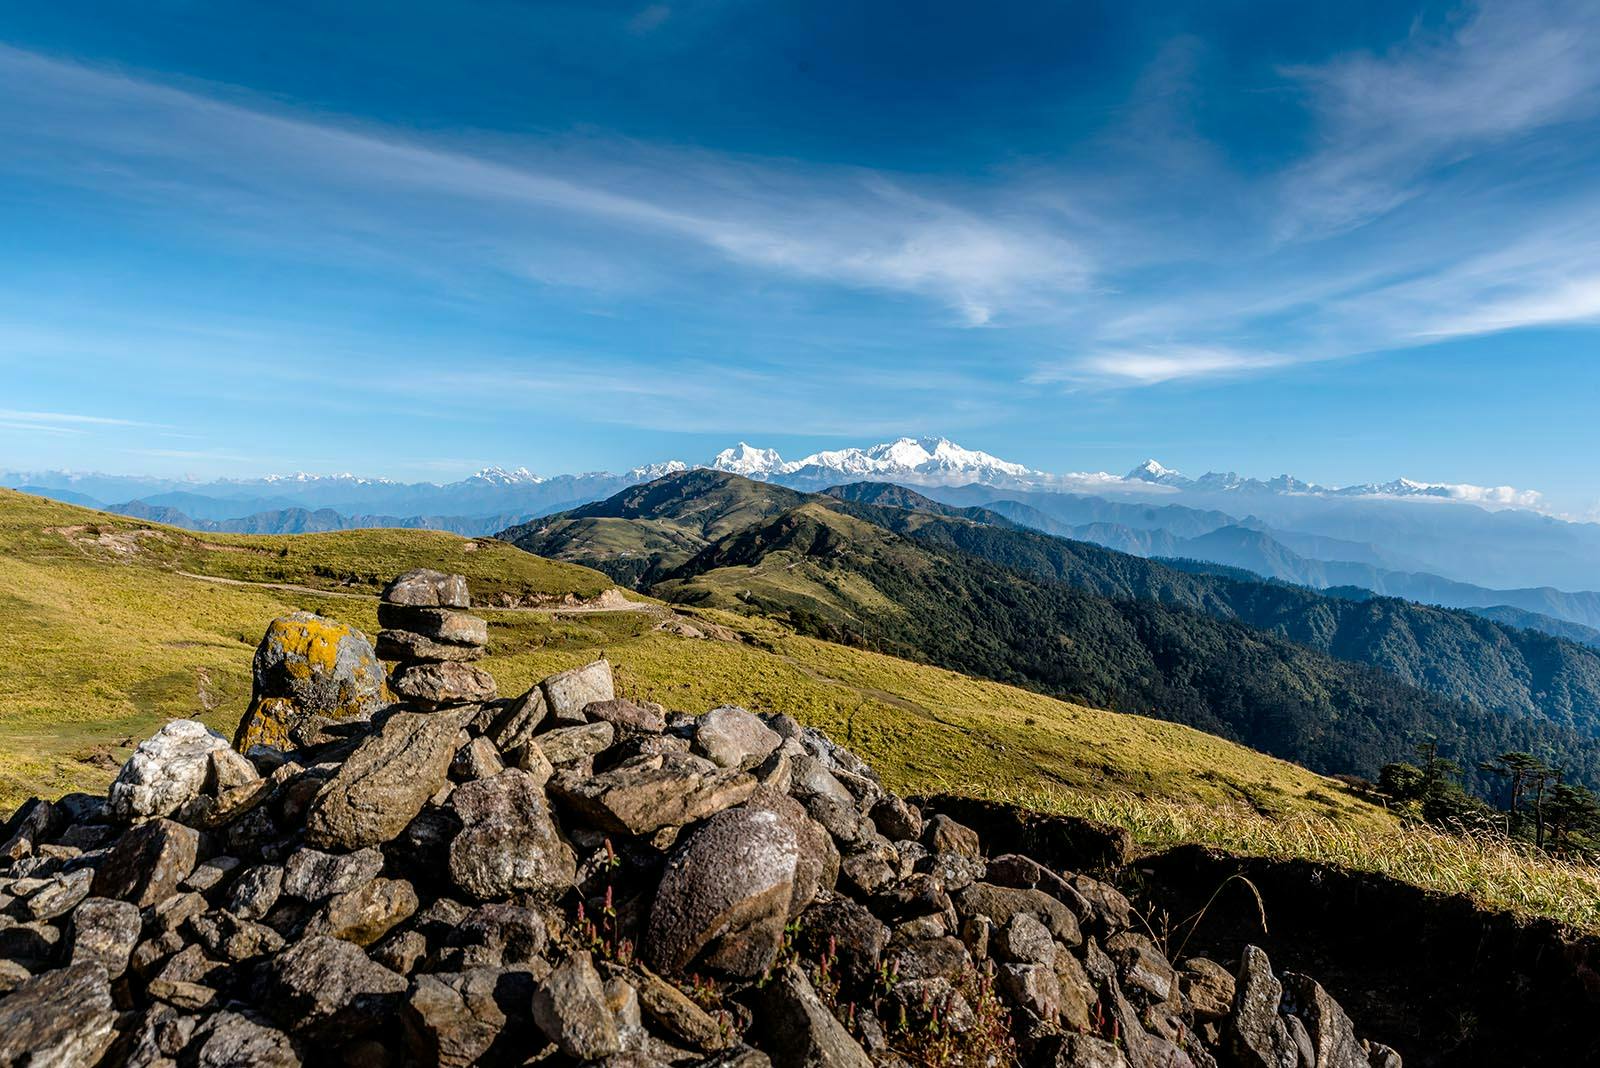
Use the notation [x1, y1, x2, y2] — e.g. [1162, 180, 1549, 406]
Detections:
[3, 1, 1600, 511]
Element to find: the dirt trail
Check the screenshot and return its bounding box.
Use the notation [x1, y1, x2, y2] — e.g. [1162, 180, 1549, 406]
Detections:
[174, 571, 660, 615]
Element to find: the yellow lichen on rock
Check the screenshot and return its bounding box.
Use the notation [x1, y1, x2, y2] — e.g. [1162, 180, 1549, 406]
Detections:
[233, 611, 388, 751]
[235, 696, 296, 751]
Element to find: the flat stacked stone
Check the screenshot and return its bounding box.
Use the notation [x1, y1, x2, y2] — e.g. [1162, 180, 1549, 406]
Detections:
[377, 569, 496, 709]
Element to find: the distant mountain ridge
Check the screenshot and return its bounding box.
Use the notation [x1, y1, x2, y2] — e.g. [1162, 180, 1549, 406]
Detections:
[10, 434, 1600, 589]
[502, 470, 1600, 796]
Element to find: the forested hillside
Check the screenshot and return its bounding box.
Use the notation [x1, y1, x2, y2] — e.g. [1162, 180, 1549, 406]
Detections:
[653, 502, 1600, 795]
[888, 513, 1600, 736]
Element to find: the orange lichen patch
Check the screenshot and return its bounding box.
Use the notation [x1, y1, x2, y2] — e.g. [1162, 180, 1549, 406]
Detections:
[234, 696, 296, 751]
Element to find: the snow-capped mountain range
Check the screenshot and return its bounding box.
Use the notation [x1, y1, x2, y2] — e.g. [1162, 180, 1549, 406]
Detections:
[710, 437, 1032, 486]
[8, 436, 1595, 591]
[4, 436, 1545, 513]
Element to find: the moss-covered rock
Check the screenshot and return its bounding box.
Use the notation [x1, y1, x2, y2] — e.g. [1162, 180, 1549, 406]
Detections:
[234, 612, 387, 751]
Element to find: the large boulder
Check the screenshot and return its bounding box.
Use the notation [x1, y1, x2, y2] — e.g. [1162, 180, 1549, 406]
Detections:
[234, 612, 387, 751]
[305, 710, 462, 851]
[645, 805, 801, 977]
[109, 719, 241, 822]
[447, 769, 576, 900]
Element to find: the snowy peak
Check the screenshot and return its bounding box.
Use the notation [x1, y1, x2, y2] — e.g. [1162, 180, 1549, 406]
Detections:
[711, 443, 789, 477]
[628, 460, 689, 481]
[468, 466, 544, 486]
[1127, 459, 1184, 484]
[709, 436, 1038, 486]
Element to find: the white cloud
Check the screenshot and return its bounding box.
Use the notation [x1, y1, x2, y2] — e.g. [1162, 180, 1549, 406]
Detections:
[1033, 346, 1290, 387]
[1278, 0, 1600, 238]
[0, 45, 1087, 327]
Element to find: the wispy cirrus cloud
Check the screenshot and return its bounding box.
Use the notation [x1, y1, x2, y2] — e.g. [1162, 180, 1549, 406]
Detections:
[1032, 346, 1292, 387]
[0, 409, 152, 435]
[1276, 0, 1600, 239]
[0, 45, 1086, 328]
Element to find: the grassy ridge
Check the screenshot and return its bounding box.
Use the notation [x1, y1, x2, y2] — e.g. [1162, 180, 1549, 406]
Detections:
[10, 487, 1600, 933]
[0, 488, 1379, 832]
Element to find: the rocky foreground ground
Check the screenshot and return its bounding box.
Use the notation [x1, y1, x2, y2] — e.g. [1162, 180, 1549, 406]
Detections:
[0, 570, 1400, 1067]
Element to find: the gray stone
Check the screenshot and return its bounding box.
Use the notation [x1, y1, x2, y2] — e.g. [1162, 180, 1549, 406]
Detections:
[630, 964, 729, 1051]
[390, 662, 497, 708]
[92, 817, 199, 907]
[305, 877, 418, 947]
[224, 864, 284, 920]
[26, 866, 93, 920]
[952, 882, 1081, 946]
[993, 912, 1056, 965]
[797, 897, 889, 990]
[486, 687, 548, 757]
[378, 603, 489, 644]
[70, 896, 141, 977]
[1282, 972, 1367, 1068]
[0, 963, 118, 1068]
[109, 719, 237, 822]
[645, 804, 800, 977]
[451, 736, 504, 781]
[1106, 931, 1178, 1004]
[378, 629, 486, 663]
[403, 967, 541, 1068]
[183, 854, 242, 893]
[1181, 957, 1236, 1021]
[755, 962, 872, 1068]
[448, 769, 576, 900]
[442, 902, 549, 968]
[537, 722, 616, 765]
[542, 659, 616, 722]
[1228, 945, 1297, 1068]
[383, 569, 470, 608]
[185, 910, 285, 962]
[283, 846, 384, 902]
[999, 962, 1063, 1024]
[305, 710, 462, 850]
[585, 698, 667, 734]
[922, 814, 982, 860]
[868, 794, 922, 841]
[550, 751, 757, 835]
[693, 706, 781, 769]
[531, 951, 622, 1061]
[189, 1010, 301, 1067]
[0, 959, 31, 994]
[254, 935, 407, 1038]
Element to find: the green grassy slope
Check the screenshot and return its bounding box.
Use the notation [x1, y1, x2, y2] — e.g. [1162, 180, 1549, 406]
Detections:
[0, 487, 1372, 827]
[11, 487, 1600, 930]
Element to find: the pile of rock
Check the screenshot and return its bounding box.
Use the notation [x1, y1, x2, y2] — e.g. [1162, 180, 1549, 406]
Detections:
[378, 569, 497, 710]
[0, 578, 1402, 1068]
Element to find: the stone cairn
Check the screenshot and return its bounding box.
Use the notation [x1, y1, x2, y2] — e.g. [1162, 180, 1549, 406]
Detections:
[0, 572, 1402, 1068]
[377, 569, 497, 711]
